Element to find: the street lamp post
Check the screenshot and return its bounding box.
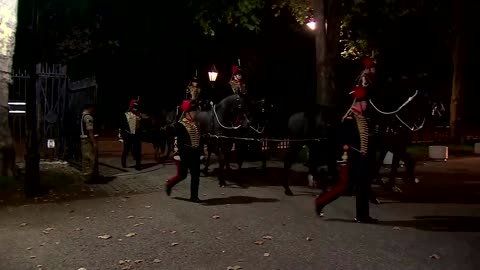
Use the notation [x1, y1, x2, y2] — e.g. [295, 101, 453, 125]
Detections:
[208, 65, 218, 87]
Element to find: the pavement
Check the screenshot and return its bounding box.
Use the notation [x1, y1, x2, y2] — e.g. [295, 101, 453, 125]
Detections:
[1, 147, 480, 269]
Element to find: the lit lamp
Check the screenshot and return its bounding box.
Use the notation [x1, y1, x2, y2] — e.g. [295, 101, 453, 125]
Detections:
[208, 65, 218, 88]
[306, 20, 327, 31]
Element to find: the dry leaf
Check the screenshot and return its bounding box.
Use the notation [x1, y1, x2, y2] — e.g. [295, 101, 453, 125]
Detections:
[170, 230, 177, 234]
[20, 223, 28, 227]
[125, 260, 131, 263]
[118, 260, 126, 265]
[74, 228, 82, 231]
[39, 243, 45, 246]
[27, 247, 32, 250]
[393, 226, 401, 230]
[30, 256, 36, 259]
[263, 253, 270, 257]
[306, 237, 313, 241]
[190, 230, 196, 233]
[171, 242, 179, 246]
[430, 254, 440, 259]
[153, 259, 161, 263]
[145, 205, 151, 208]
[134, 260, 143, 264]
[227, 266, 242, 270]
[127, 216, 135, 219]
[133, 223, 144, 227]
[125, 233, 136, 237]
[85, 217, 90, 219]
[97, 234, 112, 239]
[55, 242, 60, 245]
[78, 268, 87, 270]
[37, 265, 43, 268]
[118, 239, 123, 241]
[254, 240, 264, 245]
[212, 215, 220, 219]
[121, 267, 131, 270]
[262, 235, 273, 240]
[42, 231, 49, 234]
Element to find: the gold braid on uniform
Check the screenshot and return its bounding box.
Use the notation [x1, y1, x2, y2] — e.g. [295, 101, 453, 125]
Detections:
[180, 119, 201, 148]
[353, 114, 369, 155]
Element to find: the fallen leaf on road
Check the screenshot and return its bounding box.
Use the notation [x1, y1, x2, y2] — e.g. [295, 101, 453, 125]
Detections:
[212, 215, 220, 219]
[97, 234, 112, 240]
[170, 230, 177, 234]
[74, 228, 82, 231]
[85, 217, 90, 219]
[227, 266, 242, 270]
[153, 259, 161, 263]
[134, 260, 143, 264]
[190, 230, 196, 233]
[306, 237, 313, 241]
[55, 242, 60, 245]
[37, 265, 43, 268]
[145, 205, 151, 208]
[133, 223, 144, 227]
[20, 223, 28, 227]
[171, 242, 179, 246]
[78, 268, 87, 270]
[393, 226, 401, 230]
[125, 260, 131, 263]
[27, 247, 32, 250]
[118, 239, 123, 241]
[125, 233, 136, 237]
[121, 267, 130, 270]
[254, 240, 264, 245]
[262, 235, 273, 240]
[127, 216, 135, 219]
[263, 253, 270, 257]
[110, 210, 115, 213]
[30, 256, 36, 259]
[430, 254, 440, 259]
[42, 231, 49, 234]
[119, 260, 126, 265]
[39, 243, 45, 246]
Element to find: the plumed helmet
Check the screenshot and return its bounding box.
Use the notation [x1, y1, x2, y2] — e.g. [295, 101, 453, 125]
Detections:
[180, 99, 198, 112]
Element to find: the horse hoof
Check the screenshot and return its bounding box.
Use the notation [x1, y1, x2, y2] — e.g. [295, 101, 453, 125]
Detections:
[315, 207, 324, 216]
[284, 190, 294, 196]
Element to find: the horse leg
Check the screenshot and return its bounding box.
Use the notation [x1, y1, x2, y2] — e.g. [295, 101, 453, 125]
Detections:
[202, 142, 212, 177]
[375, 149, 388, 185]
[401, 151, 418, 184]
[387, 154, 402, 192]
[282, 144, 300, 196]
[217, 144, 228, 187]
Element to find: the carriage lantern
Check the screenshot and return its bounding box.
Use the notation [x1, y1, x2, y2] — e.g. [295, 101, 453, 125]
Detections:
[208, 65, 218, 82]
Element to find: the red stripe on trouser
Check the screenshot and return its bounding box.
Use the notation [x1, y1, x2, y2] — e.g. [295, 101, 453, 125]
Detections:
[167, 160, 182, 186]
[314, 163, 349, 208]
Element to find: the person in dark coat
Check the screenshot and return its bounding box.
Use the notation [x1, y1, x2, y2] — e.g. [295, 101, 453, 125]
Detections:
[120, 99, 142, 170]
[165, 99, 202, 202]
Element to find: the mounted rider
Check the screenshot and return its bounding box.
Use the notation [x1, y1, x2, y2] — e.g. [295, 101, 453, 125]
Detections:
[229, 64, 247, 96]
[186, 76, 201, 101]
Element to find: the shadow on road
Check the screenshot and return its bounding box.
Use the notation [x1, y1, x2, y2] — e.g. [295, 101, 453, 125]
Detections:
[325, 215, 480, 232]
[173, 196, 280, 206]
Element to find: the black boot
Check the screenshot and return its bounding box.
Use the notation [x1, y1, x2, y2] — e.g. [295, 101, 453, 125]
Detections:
[165, 183, 172, 196]
[354, 216, 378, 224]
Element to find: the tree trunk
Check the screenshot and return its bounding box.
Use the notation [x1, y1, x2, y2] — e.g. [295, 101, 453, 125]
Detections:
[312, 0, 331, 106]
[449, 0, 465, 143]
[0, 0, 19, 177]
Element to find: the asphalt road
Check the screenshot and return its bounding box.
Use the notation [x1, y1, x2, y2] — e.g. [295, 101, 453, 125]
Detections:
[1, 158, 480, 270]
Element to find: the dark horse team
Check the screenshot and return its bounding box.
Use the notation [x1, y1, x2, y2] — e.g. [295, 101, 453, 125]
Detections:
[110, 59, 443, 224]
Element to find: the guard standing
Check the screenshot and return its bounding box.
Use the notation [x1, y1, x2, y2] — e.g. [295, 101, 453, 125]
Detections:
[120, 99, 142, 170]
[80, 104, 99, 183]
[165, 99, 202, 202]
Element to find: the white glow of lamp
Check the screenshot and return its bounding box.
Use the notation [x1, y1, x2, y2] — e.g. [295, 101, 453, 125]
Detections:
[208, 65, 218, 82]
[306, 20, 327, 31]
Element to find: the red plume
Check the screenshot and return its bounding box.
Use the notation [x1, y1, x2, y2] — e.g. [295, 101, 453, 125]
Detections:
[232, 66, 239, 75]
[362, 57, 374, 68]
[352, 86, 367, 99]
[129, 99, 138, 108]
[180, 100, 191, 112]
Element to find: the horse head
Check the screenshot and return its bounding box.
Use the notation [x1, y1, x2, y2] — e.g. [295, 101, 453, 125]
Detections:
[213, 94, 249, 129]
[247, 98, 275, 134]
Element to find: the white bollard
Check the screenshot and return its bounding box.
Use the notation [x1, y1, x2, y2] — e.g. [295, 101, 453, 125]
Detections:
[428, 145, 448, 160]
[474, 143, 480, 154]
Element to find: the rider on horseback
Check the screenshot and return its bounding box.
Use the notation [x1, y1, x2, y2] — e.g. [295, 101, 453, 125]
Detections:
[186, 76, 201, 101]
[229, 65, 247, 96]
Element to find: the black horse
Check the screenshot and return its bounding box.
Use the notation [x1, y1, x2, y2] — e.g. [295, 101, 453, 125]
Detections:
[280, 106, 342, 196]
[367, 73, 445, 193]
[142, 108, 177, 161]
[195, 94, 249, 186]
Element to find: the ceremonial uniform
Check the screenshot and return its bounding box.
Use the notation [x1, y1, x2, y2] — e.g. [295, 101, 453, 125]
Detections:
[121, 100, 142, 170]
[315, 58, 378, 223]
[80, 106, 99, 182]
[186, 77, 201, 101]
[166, 100, 202, 202]
[229, 66, 247, 95]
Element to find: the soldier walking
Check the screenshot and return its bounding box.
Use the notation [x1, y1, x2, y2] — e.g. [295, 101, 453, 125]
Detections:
[165, 99, 202, 203]
[80, 104, 99, 183]
[120, 99, 142, 170]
